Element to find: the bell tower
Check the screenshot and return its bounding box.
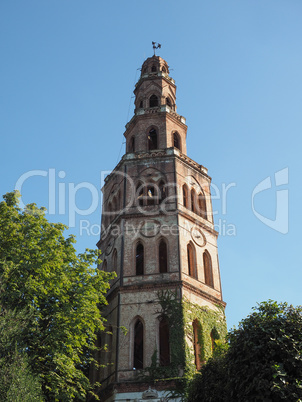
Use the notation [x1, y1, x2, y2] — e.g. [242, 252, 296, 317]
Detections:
[92, 53, 227, 402]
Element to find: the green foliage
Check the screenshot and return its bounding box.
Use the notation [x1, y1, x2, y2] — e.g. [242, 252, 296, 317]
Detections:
[183, 299, 227, 370]
[2, 350, 44, 402]
[227, 300, 302, 401]
[187, 300, 302, 402]
[141, 290, 227, 400]
[0, 309, 44, 401]
[187, 356, 228, 402]
[0, 191, 115, 401]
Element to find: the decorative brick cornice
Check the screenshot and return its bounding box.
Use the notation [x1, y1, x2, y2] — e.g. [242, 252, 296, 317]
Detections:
[182, 281, 226, 307]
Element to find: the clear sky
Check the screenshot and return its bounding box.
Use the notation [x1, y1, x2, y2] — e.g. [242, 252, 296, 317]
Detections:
[1, 0, 302, 329]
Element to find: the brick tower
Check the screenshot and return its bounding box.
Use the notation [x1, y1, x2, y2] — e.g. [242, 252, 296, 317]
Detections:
[92, 54, 226, 402]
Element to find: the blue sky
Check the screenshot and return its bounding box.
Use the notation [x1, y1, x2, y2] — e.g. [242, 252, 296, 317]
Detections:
[1, 0, 302, 329]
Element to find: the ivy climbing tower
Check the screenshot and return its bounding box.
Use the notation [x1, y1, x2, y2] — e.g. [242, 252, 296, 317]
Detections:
[91, 53, 227, 402]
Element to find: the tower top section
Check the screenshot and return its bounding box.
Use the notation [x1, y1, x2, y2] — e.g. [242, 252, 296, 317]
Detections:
[140, 55, 170, 77]
[124, 53, 187, 155]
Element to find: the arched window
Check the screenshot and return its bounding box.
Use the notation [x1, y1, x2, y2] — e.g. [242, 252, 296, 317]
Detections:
[183, 185, 188, 208]
[129, 136, 135, 153]
[147, 185, 155, 205]
[139, 100, 143, 108]
[159, 316, 170, 366]
[173, 132, 181, 151]
[203, 251, 214, 287]
[162, 66, 166, 73]
[159, 239, 168, 273]
[166, 97, 172, 107]
[112, 249, 117, 273]
[191, 189, 196, 213]
[136, 183, 144, 206]
[136, 243, 144, 275]
[148, 128, 158, 150]
[149, 95, 159, 108]
[198, 191, 207, 219]
[151, 65, 157, 72]
[193, 320, 202, 370]
[187, 243, 197, 279]
[159, 180, 166, 203]
[133, 319, 144, 369]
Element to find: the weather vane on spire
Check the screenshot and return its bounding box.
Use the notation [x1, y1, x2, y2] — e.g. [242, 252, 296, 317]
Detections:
[152, 42, 161, 56]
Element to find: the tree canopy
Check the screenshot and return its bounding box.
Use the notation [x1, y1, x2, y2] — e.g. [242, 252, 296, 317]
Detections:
[0, 191, 114, 401]
[188, 300, 302, 402]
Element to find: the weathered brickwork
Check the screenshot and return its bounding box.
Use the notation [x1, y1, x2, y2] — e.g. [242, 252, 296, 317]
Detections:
[91, 55, 226, 402]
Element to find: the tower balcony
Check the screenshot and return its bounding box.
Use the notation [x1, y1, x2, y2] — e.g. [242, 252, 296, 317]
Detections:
[125, 106, 186, 130]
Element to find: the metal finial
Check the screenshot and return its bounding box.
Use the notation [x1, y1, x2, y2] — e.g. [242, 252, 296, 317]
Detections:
[152, 41, 161, 56]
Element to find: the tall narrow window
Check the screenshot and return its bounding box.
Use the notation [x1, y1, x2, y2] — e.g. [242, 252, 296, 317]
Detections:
[133, 319, 144, 369]
[198, 191, 207, 219]
[173, 132, 180, 150]
[162, 66, 166, 73]
[151, 65, 157, 72]
[136, 243, 144, 275]
[159, 180, 166, 203]
[103, 260, 107, 272]
[149, 95, 158, 107]
[136, 183, 144, 206]
[129, 136, 135, 153]
[166, 97, 172, 107]
[193, 320, 202, 370]
[203, 250, 214, 287]
[159, 316, 170, 366]
[183, 185, 188, 208]
[159, 239, 168, 273]
[112, 249, 117, 273]
[191, 189, 196, 213]
[148, 129, 158, 150]
[139, 100, 143, 108]
[187, 243, 197, 279]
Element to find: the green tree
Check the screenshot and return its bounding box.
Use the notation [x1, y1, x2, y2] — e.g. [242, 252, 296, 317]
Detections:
[0, 191, 114, 401]
[0, 309, 44, 401]
[187, 301, 302, 402]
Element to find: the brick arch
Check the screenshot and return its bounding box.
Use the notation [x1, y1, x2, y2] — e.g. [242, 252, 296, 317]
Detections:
[134, 170, 168, 207]
[144, 82, 162, 100]
[147, 126, 158, 151]
[172, 131, 181, 151]
[149, 94, 159, 108]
